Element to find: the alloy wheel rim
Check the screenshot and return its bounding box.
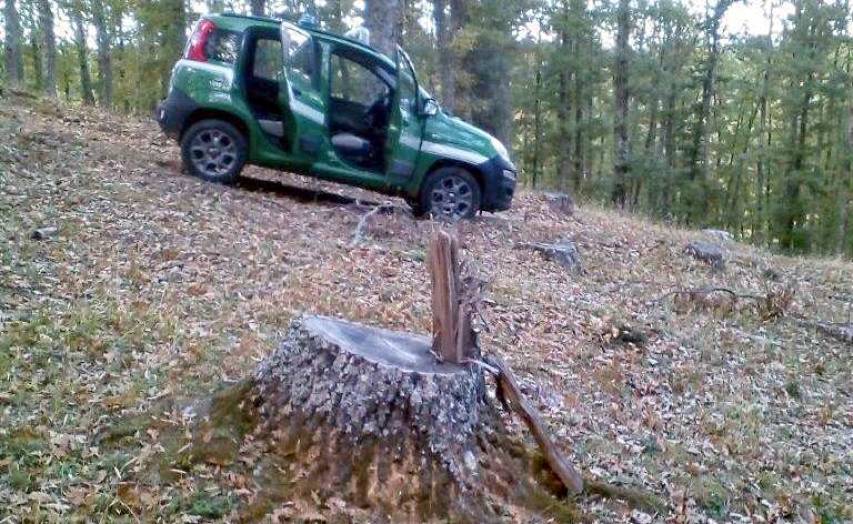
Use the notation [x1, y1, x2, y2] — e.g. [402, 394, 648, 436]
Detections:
[189, 129, 237, 178]
[430, 175, 473, 220]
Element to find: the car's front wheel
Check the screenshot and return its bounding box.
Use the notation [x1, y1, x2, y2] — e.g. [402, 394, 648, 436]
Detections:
[181, 119, 247, 184]
[419, 167, 481, 220]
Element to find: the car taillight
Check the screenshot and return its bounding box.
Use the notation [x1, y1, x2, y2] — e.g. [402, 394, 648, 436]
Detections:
[186, 19, 216, 62]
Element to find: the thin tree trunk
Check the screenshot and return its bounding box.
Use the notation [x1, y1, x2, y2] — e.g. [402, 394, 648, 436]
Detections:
[364, 0, 404, 57]
[91, 0, 113, 108]
[840, 103, 852, 255]
[37, 0, 57, 97]
[686, 0, 733, 222]
[557, 62, 573, 191]
[531, 58, 543, 189]
[250, 0, 265, 16]
[753, 10, 773, 245]
[71, 6, 96, 105]
[31, 33, 43, 92]
[433, 0, 455, 113]
[447, 0, 467, 116]
[611, 0, 631, 208]
[661, 85, 676, 215]
[3, 0, 25, 88]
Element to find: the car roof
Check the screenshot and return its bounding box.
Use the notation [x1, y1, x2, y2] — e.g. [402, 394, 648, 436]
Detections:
[210, 12, 395, 68]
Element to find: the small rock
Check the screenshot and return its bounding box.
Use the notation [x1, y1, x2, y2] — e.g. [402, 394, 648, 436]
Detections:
[463, 450, 478, 473]
[630, 509, 653, 524]
[684, 241, 725, 270]
[544, 192, 575, 216]
[30, 226, 58, 240]
[524, 240, 583, 273]
[702, 228, 733, 243]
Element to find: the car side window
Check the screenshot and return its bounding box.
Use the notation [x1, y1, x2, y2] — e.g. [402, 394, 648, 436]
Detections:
[398, 69, 417, 114]
[253, 38, 283, 82]
[284, 27, 317, 90]
[397, 49, 419, 114]
[330, 53, 387, 106]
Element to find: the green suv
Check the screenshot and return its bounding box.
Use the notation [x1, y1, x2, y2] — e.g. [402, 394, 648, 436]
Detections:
[156, 13, 516, 219]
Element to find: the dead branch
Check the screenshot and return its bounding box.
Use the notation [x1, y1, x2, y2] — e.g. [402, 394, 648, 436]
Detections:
[347, 201, 391, 249]
[583, 478, 666, 513]
[486, 355, 584, 495]
[652, 286, 765, 304]
[790, 315, 853, 345]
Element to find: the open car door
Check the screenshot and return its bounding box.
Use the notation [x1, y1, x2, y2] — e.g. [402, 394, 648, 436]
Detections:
[385, 47, 423, 182]
[279, 22, 326, 163]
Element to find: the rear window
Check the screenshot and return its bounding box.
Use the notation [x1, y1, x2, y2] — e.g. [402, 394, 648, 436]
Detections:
[206, 29, 242, 64]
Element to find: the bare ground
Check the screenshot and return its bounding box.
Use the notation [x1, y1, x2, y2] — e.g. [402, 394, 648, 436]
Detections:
[1, 94, 850, 522]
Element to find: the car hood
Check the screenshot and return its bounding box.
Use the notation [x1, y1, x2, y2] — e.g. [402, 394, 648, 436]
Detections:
[425, 111, 498, 156]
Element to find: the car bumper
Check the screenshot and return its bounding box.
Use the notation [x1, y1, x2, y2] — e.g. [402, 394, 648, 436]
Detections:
[478, 155, 517, 212]
[155, 88, 197, 139]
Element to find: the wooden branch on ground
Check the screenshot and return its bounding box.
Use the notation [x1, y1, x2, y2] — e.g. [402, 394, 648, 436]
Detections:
[347, 201, 391, 249]
[790, 316, 853, 344]
[583, 478, 666, 513]
[487, 355, 584, 495]
[652, 286, 765, 304]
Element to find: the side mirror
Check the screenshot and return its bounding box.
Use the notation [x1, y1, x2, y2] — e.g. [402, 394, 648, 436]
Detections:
[422, 98, 439, 117]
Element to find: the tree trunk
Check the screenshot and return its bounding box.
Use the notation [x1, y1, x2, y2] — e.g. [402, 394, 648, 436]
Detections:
[686, 0, 732, 223]
[753, 12, 773, 245]
[531, 25, 544, 189]
[445, 0, 467, 115]
[250, 0, 265, 17]
[30, 33, 43, 92]
[37, 0, 57, 97]
[611, 0, 631, 208]
[433, 0, 456, 112]
[71, 7, 96, 105]
[364, 0, 403, 57]
[91, 0, 113, 108]
[838, 95, 852, 255]
[571, 4, 585, 195]
[3, 0, 25, 88]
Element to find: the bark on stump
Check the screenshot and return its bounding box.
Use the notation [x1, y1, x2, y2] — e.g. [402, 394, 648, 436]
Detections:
[252, 315, 492, 517]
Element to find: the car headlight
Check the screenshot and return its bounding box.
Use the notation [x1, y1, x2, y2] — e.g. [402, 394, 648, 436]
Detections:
[490, 136, 511, 163]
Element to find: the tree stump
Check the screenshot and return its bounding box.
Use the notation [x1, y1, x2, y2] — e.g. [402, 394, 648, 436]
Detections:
[238, 231, 587, 520]
[252, 314, 490, 516]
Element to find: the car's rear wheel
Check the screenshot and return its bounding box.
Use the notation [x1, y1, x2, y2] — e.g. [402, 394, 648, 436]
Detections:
[419, 167, 481, 220]
[181, 119, 246, 184]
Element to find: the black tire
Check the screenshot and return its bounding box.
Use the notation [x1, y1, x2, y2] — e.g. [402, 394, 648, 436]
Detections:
[418, 167, 482, 220]
[181, 119, 247, 184]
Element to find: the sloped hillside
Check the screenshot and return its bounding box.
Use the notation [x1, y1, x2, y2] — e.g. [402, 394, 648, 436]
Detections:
[1, 94, 850, 522]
